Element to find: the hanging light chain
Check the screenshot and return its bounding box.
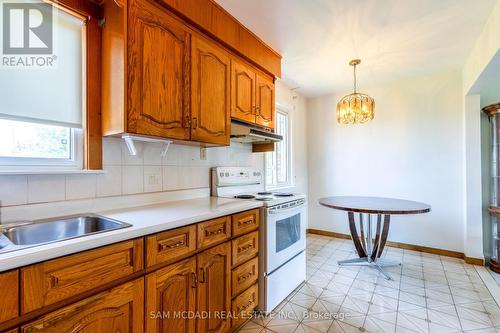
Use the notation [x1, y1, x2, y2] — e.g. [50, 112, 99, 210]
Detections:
[353, 63, 357, 93]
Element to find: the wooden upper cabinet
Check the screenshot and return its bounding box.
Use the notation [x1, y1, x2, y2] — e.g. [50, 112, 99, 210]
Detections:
[231, 60, 256, 124]
[21, 279, 144, 333]
[146, 258, 197, 333]
[127, 0, 191, 140]
[255, 73, 275, 129]
[231, 59, 275, 130]
[197, 243, 231, 333]
[191, 35, 231, 145]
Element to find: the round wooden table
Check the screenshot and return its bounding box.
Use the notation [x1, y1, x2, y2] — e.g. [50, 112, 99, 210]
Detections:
[319, 196, 431, 279]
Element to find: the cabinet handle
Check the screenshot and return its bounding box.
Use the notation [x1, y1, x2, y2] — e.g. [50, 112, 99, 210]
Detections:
[167, 240, 185, 248]
[238, 272, 253, 282]
[237, 300, 254, 313]
[206, 227, 224, 236]
[192, 272, 198, 288]
[192, 117, 198, 129]
[50, 275, 59, 288]
[239, 218, 254, 226]
[238, 244, 253, 252]
[184, 114, 191, 128]
[200, 268, 206, 283]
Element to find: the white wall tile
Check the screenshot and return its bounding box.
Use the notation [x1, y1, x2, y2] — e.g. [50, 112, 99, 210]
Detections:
[163, 166, 180, 191]
[144, 165, 162, 193]
[122, 141, 143, 165]
[102, 138, 122, 165]
[96, 165, 122, 197]
[0, 175, 27, 206]
[122, 165, 144, 194]
[65, 174, 97, 200]
[162, 144, 180, 166]
[28, 175, 65, 203]
[144, 143, 163, 165]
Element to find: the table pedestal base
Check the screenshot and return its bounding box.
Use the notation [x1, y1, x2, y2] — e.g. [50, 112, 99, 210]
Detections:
[339, 212, 400, 280]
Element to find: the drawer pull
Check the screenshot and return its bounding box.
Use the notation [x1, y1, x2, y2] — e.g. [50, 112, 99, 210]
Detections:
[239, 218, 254, 226]
[159, 240, 185, 251]
[206, 227, 224, 236]
[238, 272, 253, 282]
[192, 272, 198, 288]
[237, 300, 254, 313]
[239, 244, 253, 252]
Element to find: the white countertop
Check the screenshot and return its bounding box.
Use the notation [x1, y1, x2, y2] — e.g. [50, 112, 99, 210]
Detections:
[0, 197, 262, 272]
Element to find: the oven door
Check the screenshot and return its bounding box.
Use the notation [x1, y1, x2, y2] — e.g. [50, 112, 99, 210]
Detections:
[264, 202, 306, 273]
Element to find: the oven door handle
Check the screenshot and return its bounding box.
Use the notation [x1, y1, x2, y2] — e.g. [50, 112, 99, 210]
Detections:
[268, 204, 306, 215]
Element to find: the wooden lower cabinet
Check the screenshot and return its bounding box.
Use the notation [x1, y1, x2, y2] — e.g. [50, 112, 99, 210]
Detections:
[21, 279, 144, 333]
[0, 270, 18, 325]
[197, 243, 231, 333]
[146, 258, 197, 333]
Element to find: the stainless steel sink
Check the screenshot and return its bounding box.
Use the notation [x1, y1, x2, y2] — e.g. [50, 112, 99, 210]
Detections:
[0, 214, 131, 253]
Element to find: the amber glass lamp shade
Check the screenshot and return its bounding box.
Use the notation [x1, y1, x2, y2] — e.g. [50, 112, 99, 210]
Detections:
[336, 93, 375, 124]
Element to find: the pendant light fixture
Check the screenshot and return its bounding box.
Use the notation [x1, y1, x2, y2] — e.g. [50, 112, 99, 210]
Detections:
[336, 59, 375, 124]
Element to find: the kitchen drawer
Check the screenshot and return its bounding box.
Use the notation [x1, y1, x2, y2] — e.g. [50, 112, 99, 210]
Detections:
[231, 283, 258, 328]
[232, 209, 259, 237]
[20, 278, 144, 332]
[197, 216, 231, 249]
[231, 257, 258, 298]
[232, 231, 258, 267]
[146, 225, 196, 267]
[0, 270, 18, 324]
[21, 239, 143, 314]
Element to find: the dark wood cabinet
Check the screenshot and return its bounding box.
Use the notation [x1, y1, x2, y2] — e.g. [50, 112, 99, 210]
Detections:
[146, 258, 197, 333]
[197, 243, 231, 333]
[191, 35, 231, 145]
[0, 270, 18, 326]
[21, 279, 144, 333]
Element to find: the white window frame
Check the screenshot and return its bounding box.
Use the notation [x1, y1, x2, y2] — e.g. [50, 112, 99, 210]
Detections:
[265, 104, 293, 190]
[0, 127, 84, 172]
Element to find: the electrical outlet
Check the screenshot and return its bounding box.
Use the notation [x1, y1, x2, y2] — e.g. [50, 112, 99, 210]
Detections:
[200, 147, 207, 160]
[148, 174, 160, 185]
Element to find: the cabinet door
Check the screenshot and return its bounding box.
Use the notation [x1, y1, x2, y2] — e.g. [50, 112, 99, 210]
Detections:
[191, 36, 231, 145]
[255, 73, 275, 129]
[146, 258, 197, 333]
[0, 270, 18, 325]
[128, 0, 190, 140]
[21, 279, 144, 333]
[231, 60, 256, 124]
[197, 243, 231, 333]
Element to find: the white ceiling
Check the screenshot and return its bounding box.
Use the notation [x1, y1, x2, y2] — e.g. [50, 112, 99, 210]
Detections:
[215, 0, 497, 97]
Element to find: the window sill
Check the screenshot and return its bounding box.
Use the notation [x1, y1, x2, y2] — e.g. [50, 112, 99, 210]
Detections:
[0, 169, 106, 175]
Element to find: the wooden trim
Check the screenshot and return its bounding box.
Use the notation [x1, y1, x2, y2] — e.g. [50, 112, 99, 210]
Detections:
[307, 229, 485, 265]
[50, 0, 103, 170]
[490, 258, 500, 273]
[252, 143, 275, 153]
[156, 0, 281, 77]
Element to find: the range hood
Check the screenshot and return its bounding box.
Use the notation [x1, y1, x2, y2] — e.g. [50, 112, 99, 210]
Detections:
[230, 120, 282, 144]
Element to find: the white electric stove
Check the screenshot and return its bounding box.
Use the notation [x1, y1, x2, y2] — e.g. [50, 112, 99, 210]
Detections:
[211, 167, 307, 314]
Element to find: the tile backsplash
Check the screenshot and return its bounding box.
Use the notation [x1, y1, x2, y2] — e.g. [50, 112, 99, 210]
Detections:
[0, 138, 263, 208]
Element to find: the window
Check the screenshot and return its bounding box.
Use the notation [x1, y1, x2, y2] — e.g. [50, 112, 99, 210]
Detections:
[0, 5, 86, 170]
[265, 109, 291, 189]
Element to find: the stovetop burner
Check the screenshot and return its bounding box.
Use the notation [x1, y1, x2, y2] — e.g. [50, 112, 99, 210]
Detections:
[273, 193, 294, 197]
[234, 194, 256, 199]
[257, 192, 273, 195]
[255, 197, 273, 201]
